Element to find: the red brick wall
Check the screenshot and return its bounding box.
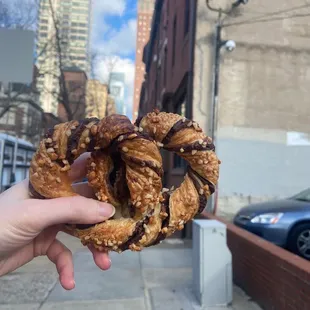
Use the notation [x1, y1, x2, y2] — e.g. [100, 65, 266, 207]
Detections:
[200, 212, 310, 310]
[141, 0, 192, 115]
[133, 2, 154, 121]
[58, 70, 87, 122]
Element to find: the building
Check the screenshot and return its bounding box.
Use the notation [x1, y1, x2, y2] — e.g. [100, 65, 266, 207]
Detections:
[139, 0, 192, 190]
[86, 80, 108, 119]
[105, 95, 117, 116]
[0, 83, 44, 147]
[109, 72, 126, 115]
[139, 0, 310, 218]
[42, 112, 60, 132]
[57, 66, 87, 122]
[86, 79, 116, 119]
[132, 0, 155, 122]
[36, 0, 92, 115]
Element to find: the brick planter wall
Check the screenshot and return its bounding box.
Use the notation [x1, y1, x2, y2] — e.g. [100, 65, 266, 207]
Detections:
[199, 212, 310, 310]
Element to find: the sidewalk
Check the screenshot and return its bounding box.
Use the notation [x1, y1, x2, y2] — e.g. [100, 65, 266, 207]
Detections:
[0, 233, 261, 310]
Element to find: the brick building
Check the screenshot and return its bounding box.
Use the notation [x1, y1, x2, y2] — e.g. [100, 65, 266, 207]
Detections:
[132, 0, 155, 122]
[57, 66, 87, 122]
[0, 83, 44, 147]
[139, 0, 310, 215]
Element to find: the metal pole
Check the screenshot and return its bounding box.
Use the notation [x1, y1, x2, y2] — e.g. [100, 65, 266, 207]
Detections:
[11, 135, 18, 185]
[209, 20, 222, 215]
[0, 139, 4, 192]
[211, 23, 221, 145]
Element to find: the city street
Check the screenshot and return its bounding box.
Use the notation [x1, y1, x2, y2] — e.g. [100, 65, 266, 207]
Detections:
[0, 233, 261, 310]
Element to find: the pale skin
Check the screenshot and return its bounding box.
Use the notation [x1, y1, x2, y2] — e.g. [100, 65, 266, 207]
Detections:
[0, 153, 115, 290]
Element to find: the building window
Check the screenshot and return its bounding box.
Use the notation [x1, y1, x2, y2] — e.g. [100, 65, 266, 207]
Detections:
[184, 0, 190, 35]
[173, 153, 187, 169]
[172, 16, 177, 67]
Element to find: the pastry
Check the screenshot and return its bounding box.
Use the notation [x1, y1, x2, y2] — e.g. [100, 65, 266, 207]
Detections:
[29, 110, 220, 252]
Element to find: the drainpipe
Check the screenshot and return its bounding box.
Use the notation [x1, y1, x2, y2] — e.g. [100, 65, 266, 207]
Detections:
[186, 0, 197, 120]
[0, 139, 4, 192]
[211, 22, 221, 147]
[11, 134, 18, 185]
[210, 22, 222, 215]
[207, 9, 222, 215]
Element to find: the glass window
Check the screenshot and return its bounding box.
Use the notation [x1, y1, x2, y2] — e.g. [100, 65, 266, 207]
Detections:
[16, 148, 26, 164]
[2, 167, 12, 186]
[4, 146, 13, 164]
[173, 154, 186, 169]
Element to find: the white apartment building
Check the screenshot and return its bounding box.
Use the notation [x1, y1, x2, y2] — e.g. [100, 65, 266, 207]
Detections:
[36, 0, 92, 114]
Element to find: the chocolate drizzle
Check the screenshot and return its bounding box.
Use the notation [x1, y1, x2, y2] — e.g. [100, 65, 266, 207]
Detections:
[109, 131, 163, 177]
[121, 154, 163, 177]
[187, 166, 215, 214]
[119, 216, 150, 251]
[66, 118, 99, 164]
[162, 119, 192, 145]
[187, 166, 215, 194]
[134, 115, 143, 127]
[44, 128, 55, 140]
[29, 182, 47, 200]
[75, 223, 97, 230]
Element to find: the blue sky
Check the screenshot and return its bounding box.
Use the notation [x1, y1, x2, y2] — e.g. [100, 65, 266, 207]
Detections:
[92, 0, 138, 119]
[92, 0, 137, 59]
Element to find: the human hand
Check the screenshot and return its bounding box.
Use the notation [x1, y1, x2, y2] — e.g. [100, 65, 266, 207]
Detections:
[0, 153, 115, 290]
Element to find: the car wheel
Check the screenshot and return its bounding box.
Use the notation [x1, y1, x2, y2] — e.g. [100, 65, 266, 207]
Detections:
[287, 223, 310, 260]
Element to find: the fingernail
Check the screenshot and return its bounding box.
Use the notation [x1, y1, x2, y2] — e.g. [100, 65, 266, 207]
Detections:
[99, 203, 115, 218]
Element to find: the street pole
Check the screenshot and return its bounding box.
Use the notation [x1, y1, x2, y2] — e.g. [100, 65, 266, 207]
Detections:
[211, 22, 221, 146]
[209, 14, 222, 215]
[206, 0, 249, 214]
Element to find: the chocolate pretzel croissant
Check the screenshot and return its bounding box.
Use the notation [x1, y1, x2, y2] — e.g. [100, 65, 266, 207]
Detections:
[29, 111, 220, 253]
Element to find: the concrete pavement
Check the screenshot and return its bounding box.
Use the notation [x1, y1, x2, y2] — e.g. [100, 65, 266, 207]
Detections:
[0, 232, 261, 310]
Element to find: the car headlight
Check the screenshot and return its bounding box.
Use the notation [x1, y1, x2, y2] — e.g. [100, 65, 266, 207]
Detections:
[250, 213, 283, 224]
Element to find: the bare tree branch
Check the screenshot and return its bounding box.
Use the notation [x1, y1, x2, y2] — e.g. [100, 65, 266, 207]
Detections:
[0, 0, 38, 30]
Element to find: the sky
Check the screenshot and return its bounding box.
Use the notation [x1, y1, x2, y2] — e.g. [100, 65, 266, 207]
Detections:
[92, 0, 138, 119]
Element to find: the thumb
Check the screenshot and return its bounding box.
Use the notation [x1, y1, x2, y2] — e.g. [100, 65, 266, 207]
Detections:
[23, 196, 115, 231]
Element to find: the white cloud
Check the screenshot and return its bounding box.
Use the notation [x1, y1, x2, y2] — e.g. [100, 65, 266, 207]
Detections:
[95, 56, 135, 120]
[92, 0, 126, 17]
[96, 18, 137, 57]
[91, 0, 127, 43]
[91, 0, 137, 120]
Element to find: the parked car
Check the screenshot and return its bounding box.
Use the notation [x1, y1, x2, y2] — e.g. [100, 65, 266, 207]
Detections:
[233, 188, 310, 260]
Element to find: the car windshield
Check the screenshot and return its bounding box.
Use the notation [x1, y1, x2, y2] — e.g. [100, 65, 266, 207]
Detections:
[290, 188, 310, 202]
